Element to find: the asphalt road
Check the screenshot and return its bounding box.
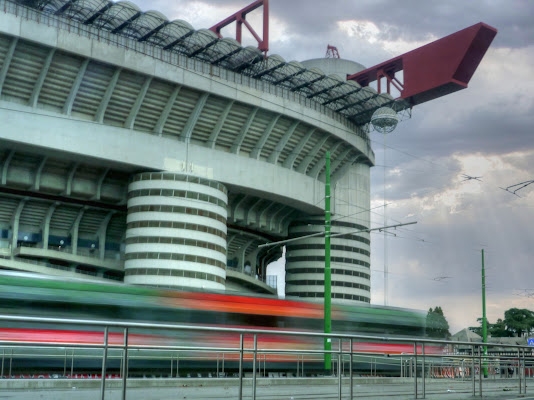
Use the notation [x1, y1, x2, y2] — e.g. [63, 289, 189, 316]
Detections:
[0, 378, 531, 400]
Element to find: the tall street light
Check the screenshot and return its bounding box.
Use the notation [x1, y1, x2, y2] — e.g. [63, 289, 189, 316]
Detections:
[481, 249, 488, 377]
[324, 151, 332, 372]
[370, 107, 399, 306]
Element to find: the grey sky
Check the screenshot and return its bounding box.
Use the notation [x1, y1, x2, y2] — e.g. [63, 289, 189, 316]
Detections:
[137, 0, 534, 333]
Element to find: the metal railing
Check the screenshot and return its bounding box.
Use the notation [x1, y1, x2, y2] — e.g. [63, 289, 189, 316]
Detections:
[0, 314, 532, 400]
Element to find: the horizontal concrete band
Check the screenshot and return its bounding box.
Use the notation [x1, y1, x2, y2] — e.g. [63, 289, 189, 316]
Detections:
[287, 233, 370, 246]
[125, 251, 226, 269]
[125, 236, 226, 256]
[284, 291, 370, 302]
[124, 267, 224, 284]
[126, 221, 226, 240]
[291, 219, 369, 230]
[286, 256, 370, 268]
[284, 267, 370, 280]
[131, 172, 228, 195]
[285, 280, 370, 291]
[287, 243, 370, 257]
[128, 189, 227, 209]
[128, 205, 226, 225]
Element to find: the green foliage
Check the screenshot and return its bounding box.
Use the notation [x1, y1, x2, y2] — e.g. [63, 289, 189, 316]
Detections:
[474, 308, 534, 338]
[503, 308, 534, 337]
[489, 318, 512, 337]
[468, 318, 484, 336]
[426, 306, 451, 339]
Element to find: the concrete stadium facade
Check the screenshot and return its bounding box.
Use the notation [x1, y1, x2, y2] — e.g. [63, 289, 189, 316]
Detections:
[0, 0, 405, 303]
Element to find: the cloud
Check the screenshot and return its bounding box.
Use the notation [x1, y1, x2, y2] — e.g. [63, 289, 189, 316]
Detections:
[135, 0, 534, 51]
[371, 148, 534, 332]
[268, 0, 534, 49]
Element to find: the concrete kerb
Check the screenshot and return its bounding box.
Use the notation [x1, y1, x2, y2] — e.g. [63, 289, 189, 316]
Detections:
[0, 376, 419, 390]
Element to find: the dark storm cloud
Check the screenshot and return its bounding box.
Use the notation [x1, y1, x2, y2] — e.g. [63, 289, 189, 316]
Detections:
[370, 157, 460, 202]
[393, 102, 534, 159]
[268, 0, 534, 48]
[134, 0, 534, 49]
[136, 0, 534, 48]
[383, 107, 533, 162]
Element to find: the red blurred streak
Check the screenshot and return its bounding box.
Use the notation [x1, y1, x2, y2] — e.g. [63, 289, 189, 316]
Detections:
[0, 328, 158, 345]
[0, 328, 444, 355]
[209, 0, 269, 55]
[347, 22, 497, 106]
[164, 291, 324, 318]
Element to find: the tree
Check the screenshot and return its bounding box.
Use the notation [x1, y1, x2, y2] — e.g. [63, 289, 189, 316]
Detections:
[426, 306, 451, 339]
[489, 318, 512, 337]
[503, 308, 534, 337]
[468, 318, 485, 336]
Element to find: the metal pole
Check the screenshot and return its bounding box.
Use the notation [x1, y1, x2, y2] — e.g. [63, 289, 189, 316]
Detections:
[481, 249, 488, 378]
[63, 349, 67, 376]
[421, 343, 426, 399]
[350, 338, 353, 400]
[472, 345, 476, 396]
[2, 349, 5, 377]
[383, 131, 388, 306]
[177, 353, 179, 377]
[238, 334, 244, 400]
[414, 343, 418, 399]
[222, 353, 225, 375]
[478, 346, 482, 397]
[338, 340, 342, 400]
[100, 326, 109, 400]
[121, 327, 128, 400]
[518, 349, 522, 394]
[71, 350, 74, 377]
[524, 349, 527, 394]
[217, 353, 219, 377]
[252, 334, 257, 400]
[324, 151, 332, 372]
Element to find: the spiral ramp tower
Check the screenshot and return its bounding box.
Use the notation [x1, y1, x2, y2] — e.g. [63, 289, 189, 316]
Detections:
[0, 0, 409, 301]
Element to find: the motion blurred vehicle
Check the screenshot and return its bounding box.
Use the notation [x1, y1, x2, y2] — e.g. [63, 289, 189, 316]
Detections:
[0, 271, 442, 376]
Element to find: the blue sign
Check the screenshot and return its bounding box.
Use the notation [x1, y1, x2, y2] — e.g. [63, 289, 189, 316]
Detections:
[529, 339, 534, 346]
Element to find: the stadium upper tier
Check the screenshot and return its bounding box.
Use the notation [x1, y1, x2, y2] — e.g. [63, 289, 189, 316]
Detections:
[14, 0, 408, 126]
[0, 0, 377, 301]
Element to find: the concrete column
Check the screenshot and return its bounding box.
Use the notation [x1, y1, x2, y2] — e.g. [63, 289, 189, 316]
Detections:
[125, 172, 228, 290]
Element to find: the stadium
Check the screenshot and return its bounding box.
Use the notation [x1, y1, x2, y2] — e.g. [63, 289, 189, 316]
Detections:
[0, 0, 495, 304]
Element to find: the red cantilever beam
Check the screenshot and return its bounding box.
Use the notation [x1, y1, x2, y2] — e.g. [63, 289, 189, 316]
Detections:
[347, 22, 497, 106]
[210, 0, 269, 54]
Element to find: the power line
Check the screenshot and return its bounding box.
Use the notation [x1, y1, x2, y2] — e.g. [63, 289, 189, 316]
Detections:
[368, 136, 456, 172]
[370, 134, 532, 198]
[258, 221, 416, 248]
[331, 203, 391, 223]
[500, 180, 534, 197]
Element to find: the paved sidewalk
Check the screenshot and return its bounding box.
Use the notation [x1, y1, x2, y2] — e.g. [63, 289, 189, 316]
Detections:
[0, 377, 531, 399]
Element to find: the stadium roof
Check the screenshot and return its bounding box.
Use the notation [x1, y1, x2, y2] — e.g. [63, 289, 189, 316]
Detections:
[18, 0, 410, 126]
